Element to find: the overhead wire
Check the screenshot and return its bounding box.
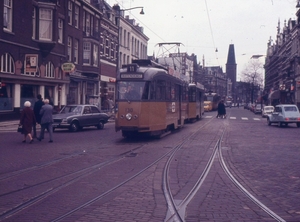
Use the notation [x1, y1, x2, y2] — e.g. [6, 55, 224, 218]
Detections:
[204, 0, 220, 66]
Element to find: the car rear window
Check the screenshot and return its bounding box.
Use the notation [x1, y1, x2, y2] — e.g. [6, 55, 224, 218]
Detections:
[284, 106, 297, 112]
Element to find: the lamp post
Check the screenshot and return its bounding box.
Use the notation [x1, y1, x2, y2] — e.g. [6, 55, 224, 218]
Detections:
[113, 4, 144, 77]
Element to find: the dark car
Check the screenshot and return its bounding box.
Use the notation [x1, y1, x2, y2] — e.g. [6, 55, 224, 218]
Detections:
[52, 105, 109, 132]
[253, 104, 262, 114]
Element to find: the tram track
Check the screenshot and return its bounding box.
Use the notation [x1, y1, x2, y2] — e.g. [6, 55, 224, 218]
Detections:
[163, 119, 286, 222]
[0, 118, 213, 221]
[0, 115, 287, 221]
[0, 144, 147, 220]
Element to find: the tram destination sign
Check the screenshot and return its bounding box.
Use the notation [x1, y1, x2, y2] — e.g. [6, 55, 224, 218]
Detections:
[120, 73, 143, 79]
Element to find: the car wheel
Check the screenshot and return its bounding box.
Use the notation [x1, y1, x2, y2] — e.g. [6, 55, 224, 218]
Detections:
[97, 121, 104, 130]
[267, 118, 271, 126]
[70, 122, 79, 132]
[297, 123, 300, 128]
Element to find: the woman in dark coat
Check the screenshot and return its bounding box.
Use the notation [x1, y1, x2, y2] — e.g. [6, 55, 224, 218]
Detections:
[19, 101, 36, 143]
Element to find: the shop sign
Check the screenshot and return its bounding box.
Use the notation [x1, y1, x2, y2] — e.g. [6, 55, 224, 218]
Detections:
[25, 54, 38, 73]
[61, 62, 76, 73]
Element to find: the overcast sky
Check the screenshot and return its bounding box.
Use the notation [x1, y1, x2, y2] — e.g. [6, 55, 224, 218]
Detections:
[108, 0, 297, 79]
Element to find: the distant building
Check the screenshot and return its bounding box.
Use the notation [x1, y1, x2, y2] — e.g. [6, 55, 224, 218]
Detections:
[226, 44, 237, 100]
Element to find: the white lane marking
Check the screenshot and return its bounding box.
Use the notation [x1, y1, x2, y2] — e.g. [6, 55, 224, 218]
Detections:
[253, 118, 261, 121]
[230, 117, 236, 119]
[241, 117, 248, 120]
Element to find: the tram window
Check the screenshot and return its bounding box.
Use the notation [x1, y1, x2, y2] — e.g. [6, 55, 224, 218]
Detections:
[166, 81, 171, 100]
[156, 80, 165, 100]
[117, 81, 148, 100]
[141, 82, 150, 100]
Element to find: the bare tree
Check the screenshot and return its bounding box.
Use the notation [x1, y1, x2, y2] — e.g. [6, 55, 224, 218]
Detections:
[241, 59, 264, 103]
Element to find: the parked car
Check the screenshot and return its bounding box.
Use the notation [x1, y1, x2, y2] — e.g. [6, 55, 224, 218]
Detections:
[262, 106, 274, 117]
[267, 104, 300, 127]
[253, 104, 263, 114]
[52, 105, 109, 132]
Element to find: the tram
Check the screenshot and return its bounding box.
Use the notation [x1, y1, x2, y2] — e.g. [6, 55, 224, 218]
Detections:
[115, 59, 190, 138]
[204, 92, 221, 111]
[187, 83, 205, 121]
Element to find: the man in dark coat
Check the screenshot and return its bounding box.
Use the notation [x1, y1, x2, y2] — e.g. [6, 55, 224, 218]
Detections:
[37, 99, 54, 143]
[33, 94, 44, 138]
[217, 100, 226, 118]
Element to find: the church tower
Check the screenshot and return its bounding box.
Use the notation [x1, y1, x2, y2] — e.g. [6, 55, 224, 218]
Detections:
[226, 44, 237, 97]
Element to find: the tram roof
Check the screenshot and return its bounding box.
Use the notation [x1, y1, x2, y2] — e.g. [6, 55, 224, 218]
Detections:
[119, 59, 185, 84]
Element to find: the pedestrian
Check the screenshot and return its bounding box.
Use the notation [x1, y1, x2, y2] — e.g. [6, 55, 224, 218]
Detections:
[217, 100, 226, 118]
[108, 97, 114, 112]
[33, 94, 44, 138]
[19, 101, 36, 143]
[37, 99, 54, 143]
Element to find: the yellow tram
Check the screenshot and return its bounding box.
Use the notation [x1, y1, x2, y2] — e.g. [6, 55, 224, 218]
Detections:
[115, 59, 191, 138]
[187, 83, 205, 121]
[204, 92, 221, 111]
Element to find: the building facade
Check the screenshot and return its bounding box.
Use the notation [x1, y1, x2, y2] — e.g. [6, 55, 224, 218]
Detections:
[0, 0, 148, 119]
[264, 11, 300, 108]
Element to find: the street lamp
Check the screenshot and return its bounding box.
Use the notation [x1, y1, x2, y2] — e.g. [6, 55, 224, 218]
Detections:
[112, 4, 144, 76]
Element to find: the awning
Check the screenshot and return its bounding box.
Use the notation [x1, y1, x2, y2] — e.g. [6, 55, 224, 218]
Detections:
[268, 90, 280, 100]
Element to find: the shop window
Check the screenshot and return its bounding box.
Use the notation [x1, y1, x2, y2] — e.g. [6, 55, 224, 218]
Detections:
[45, 62, 55, 78]
[0, 53, 15, 74]
[0, 83, 13, 111]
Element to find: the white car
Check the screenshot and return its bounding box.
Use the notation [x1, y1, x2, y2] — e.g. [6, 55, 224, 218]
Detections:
[262, 106, 274, 117]
[267, 104, 300, 127]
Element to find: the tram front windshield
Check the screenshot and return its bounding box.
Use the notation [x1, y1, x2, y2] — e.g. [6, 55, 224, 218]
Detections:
[117, 81, 149, 100]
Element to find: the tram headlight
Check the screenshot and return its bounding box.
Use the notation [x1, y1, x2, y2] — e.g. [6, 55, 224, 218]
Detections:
[125, 113, 132, 120]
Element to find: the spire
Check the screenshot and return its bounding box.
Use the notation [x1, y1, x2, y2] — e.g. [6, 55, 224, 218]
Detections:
[226, 44, 236, 65]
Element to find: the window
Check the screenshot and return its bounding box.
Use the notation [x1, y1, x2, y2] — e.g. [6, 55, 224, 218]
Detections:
[105, 39, 109, 57]
[45, 62, 55, 78]
[39, 8, 53, 41]
[90, 16, 94, 36]
[82, 11, 86, 32]
[95, 18, 99, 35]
[93, 44, 98, 67]
[110, 42, 114, 59]
[3, 0, 12, 32]
[68, 1, 72, 25]
[86, 13, 90, 36]
[0, 53, 15, 74]
[74, 5, 79, 28]
[100, 36, 104, 56]
[32, 7, 36, 39]
[24, 54, 38, 76]
[58, 18, 63, 43]
[83, 42, 91, 65]
[74, 39, 78, 64]
[67, 37, 72, 61]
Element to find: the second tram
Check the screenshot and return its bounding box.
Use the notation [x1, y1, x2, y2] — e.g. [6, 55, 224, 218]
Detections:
[204, 92, 221, 111]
